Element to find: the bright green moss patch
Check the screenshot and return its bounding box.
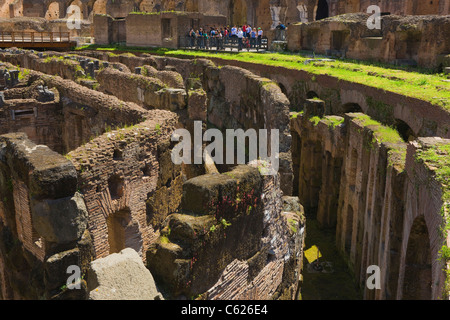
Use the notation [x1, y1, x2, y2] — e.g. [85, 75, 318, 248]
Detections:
[322, 116, 345, 129]
[353, 114, 404, 144]
[76, 45, 450, 111]
[309, 116, 321, 126]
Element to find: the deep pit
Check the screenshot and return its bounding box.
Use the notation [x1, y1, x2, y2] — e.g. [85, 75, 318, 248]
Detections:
[0, 45, 448, 300]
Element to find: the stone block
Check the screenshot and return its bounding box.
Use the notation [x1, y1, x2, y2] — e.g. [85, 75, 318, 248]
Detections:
[44, 248, 80, 292]
[88, 248, 164, 300]
[182, 173, 237, 215]
[188, 89, 207, 121]
[31, 192, 88, 244]
[304, 98, 325, 118]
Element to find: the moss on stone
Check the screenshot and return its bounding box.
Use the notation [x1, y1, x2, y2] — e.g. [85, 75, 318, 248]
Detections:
[415, 141, 450, 298]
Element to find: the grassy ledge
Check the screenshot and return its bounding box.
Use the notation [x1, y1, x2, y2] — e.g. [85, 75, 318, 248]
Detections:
[76, 45, 450, 111]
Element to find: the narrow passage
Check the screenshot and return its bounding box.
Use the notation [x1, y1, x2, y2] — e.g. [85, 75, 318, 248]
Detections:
[300, 217, 362, 300]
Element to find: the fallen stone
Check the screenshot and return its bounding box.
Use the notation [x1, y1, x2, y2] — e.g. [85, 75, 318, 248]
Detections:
[88, 248, 164, 300]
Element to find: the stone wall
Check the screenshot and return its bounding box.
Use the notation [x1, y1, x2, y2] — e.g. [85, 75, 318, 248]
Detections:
[328, 0, 450, 16]
[147, 164, 305, 299]
[67, 111, 182, 261]
[291, 99, 450, 299]
[287, 13, 450, 69]
[73, 51, 295, 195]
[197, 54, 450, 140]
[123, 12, 227, 49]
[0, 132, 92, 299]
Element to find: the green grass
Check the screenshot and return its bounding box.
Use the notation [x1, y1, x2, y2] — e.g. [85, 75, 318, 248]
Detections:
[76, 45, 450, 111]
[323, 116, 345, 129]
[353, 114, 404, 144]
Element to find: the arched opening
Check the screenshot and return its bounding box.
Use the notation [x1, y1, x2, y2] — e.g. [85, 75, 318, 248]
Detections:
[402, 215, 432, 300]
[341, 103, 363, 114]
[306, 91, 319, 99]
[394, 119, 416, 142]
[87, 0, 107, 20]
[315, 0, 329, 21]
[107, 208, 143, 255]
[108, 174, 124, 200]
[45, 2, 61, 20]
[278, 82, 288, 97]
[67, 0, 84, 18]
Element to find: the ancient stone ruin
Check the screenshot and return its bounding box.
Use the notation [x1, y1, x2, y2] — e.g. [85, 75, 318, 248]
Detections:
[0, 49, 303, 300]
[0, 0, 448, 302]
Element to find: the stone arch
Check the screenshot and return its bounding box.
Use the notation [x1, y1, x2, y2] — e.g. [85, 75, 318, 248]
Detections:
[402, 215, 432, 300]
[66, 0, 88, 19]
[341, 102, 363, 114]
[315, 0, 329, 21]
[306, 90, 319, 99]
[278, 82, 288, 96]
[394, 119, 415, 142]
[45, 1, 62, 20]
[86, 0, 107, 20]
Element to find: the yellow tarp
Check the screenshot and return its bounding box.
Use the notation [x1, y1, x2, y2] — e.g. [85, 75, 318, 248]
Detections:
[304, 245, 322, 264]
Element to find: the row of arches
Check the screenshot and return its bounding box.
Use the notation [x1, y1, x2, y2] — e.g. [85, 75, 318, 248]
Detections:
[44, 0, 108, 20]
[302, 90, 417, 142]
[290, 87, 436, 299]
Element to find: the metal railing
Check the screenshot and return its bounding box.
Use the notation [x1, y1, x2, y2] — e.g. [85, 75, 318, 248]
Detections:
[179, 36, 269, 52]
[0, 31, 72, 44]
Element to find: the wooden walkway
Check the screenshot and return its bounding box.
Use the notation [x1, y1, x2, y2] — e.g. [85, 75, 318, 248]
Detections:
[0, 32, 76, 49]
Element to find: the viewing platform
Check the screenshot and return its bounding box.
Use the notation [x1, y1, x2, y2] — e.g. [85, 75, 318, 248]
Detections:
[0, 31, 76, 50]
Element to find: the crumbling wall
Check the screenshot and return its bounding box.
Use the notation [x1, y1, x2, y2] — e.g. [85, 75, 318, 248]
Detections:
[291, 99, 450, 299]
[199, 54, 450, 140]
[147, 164, 304, 299]
[0, 132, 92, 300]
[287, 13, 450, 69]
[67, 111, 182, 261]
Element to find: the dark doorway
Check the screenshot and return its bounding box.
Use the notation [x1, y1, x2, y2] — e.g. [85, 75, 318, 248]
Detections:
[395, 119, 416, 142]
[402, 216, 432, 300]
[316, 0, 329, 20]
[341, 103, 363, 114]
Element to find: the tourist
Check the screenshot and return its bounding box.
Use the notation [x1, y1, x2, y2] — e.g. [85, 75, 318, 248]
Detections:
[276, 22, 286, 30]
[217, 29, 224, 51]
[257, 27, 263, 48]
[246, 25, 252, 38]
[198, 28, 204, 49]
[250, 28, 257, 48]
[231, 26, 237, 38]
[237, 28, 244, 51]
[188, 28, 195, 47]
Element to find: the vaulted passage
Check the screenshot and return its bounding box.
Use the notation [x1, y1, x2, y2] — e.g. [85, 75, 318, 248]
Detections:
[402, 216, 432, 300]
[315, 0, 329, 20]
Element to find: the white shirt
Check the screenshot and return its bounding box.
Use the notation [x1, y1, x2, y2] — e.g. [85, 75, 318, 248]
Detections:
[237, 30, 244, 38]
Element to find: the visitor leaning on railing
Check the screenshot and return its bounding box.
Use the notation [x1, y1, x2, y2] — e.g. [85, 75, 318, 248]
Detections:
[181, 25, 267, 51]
